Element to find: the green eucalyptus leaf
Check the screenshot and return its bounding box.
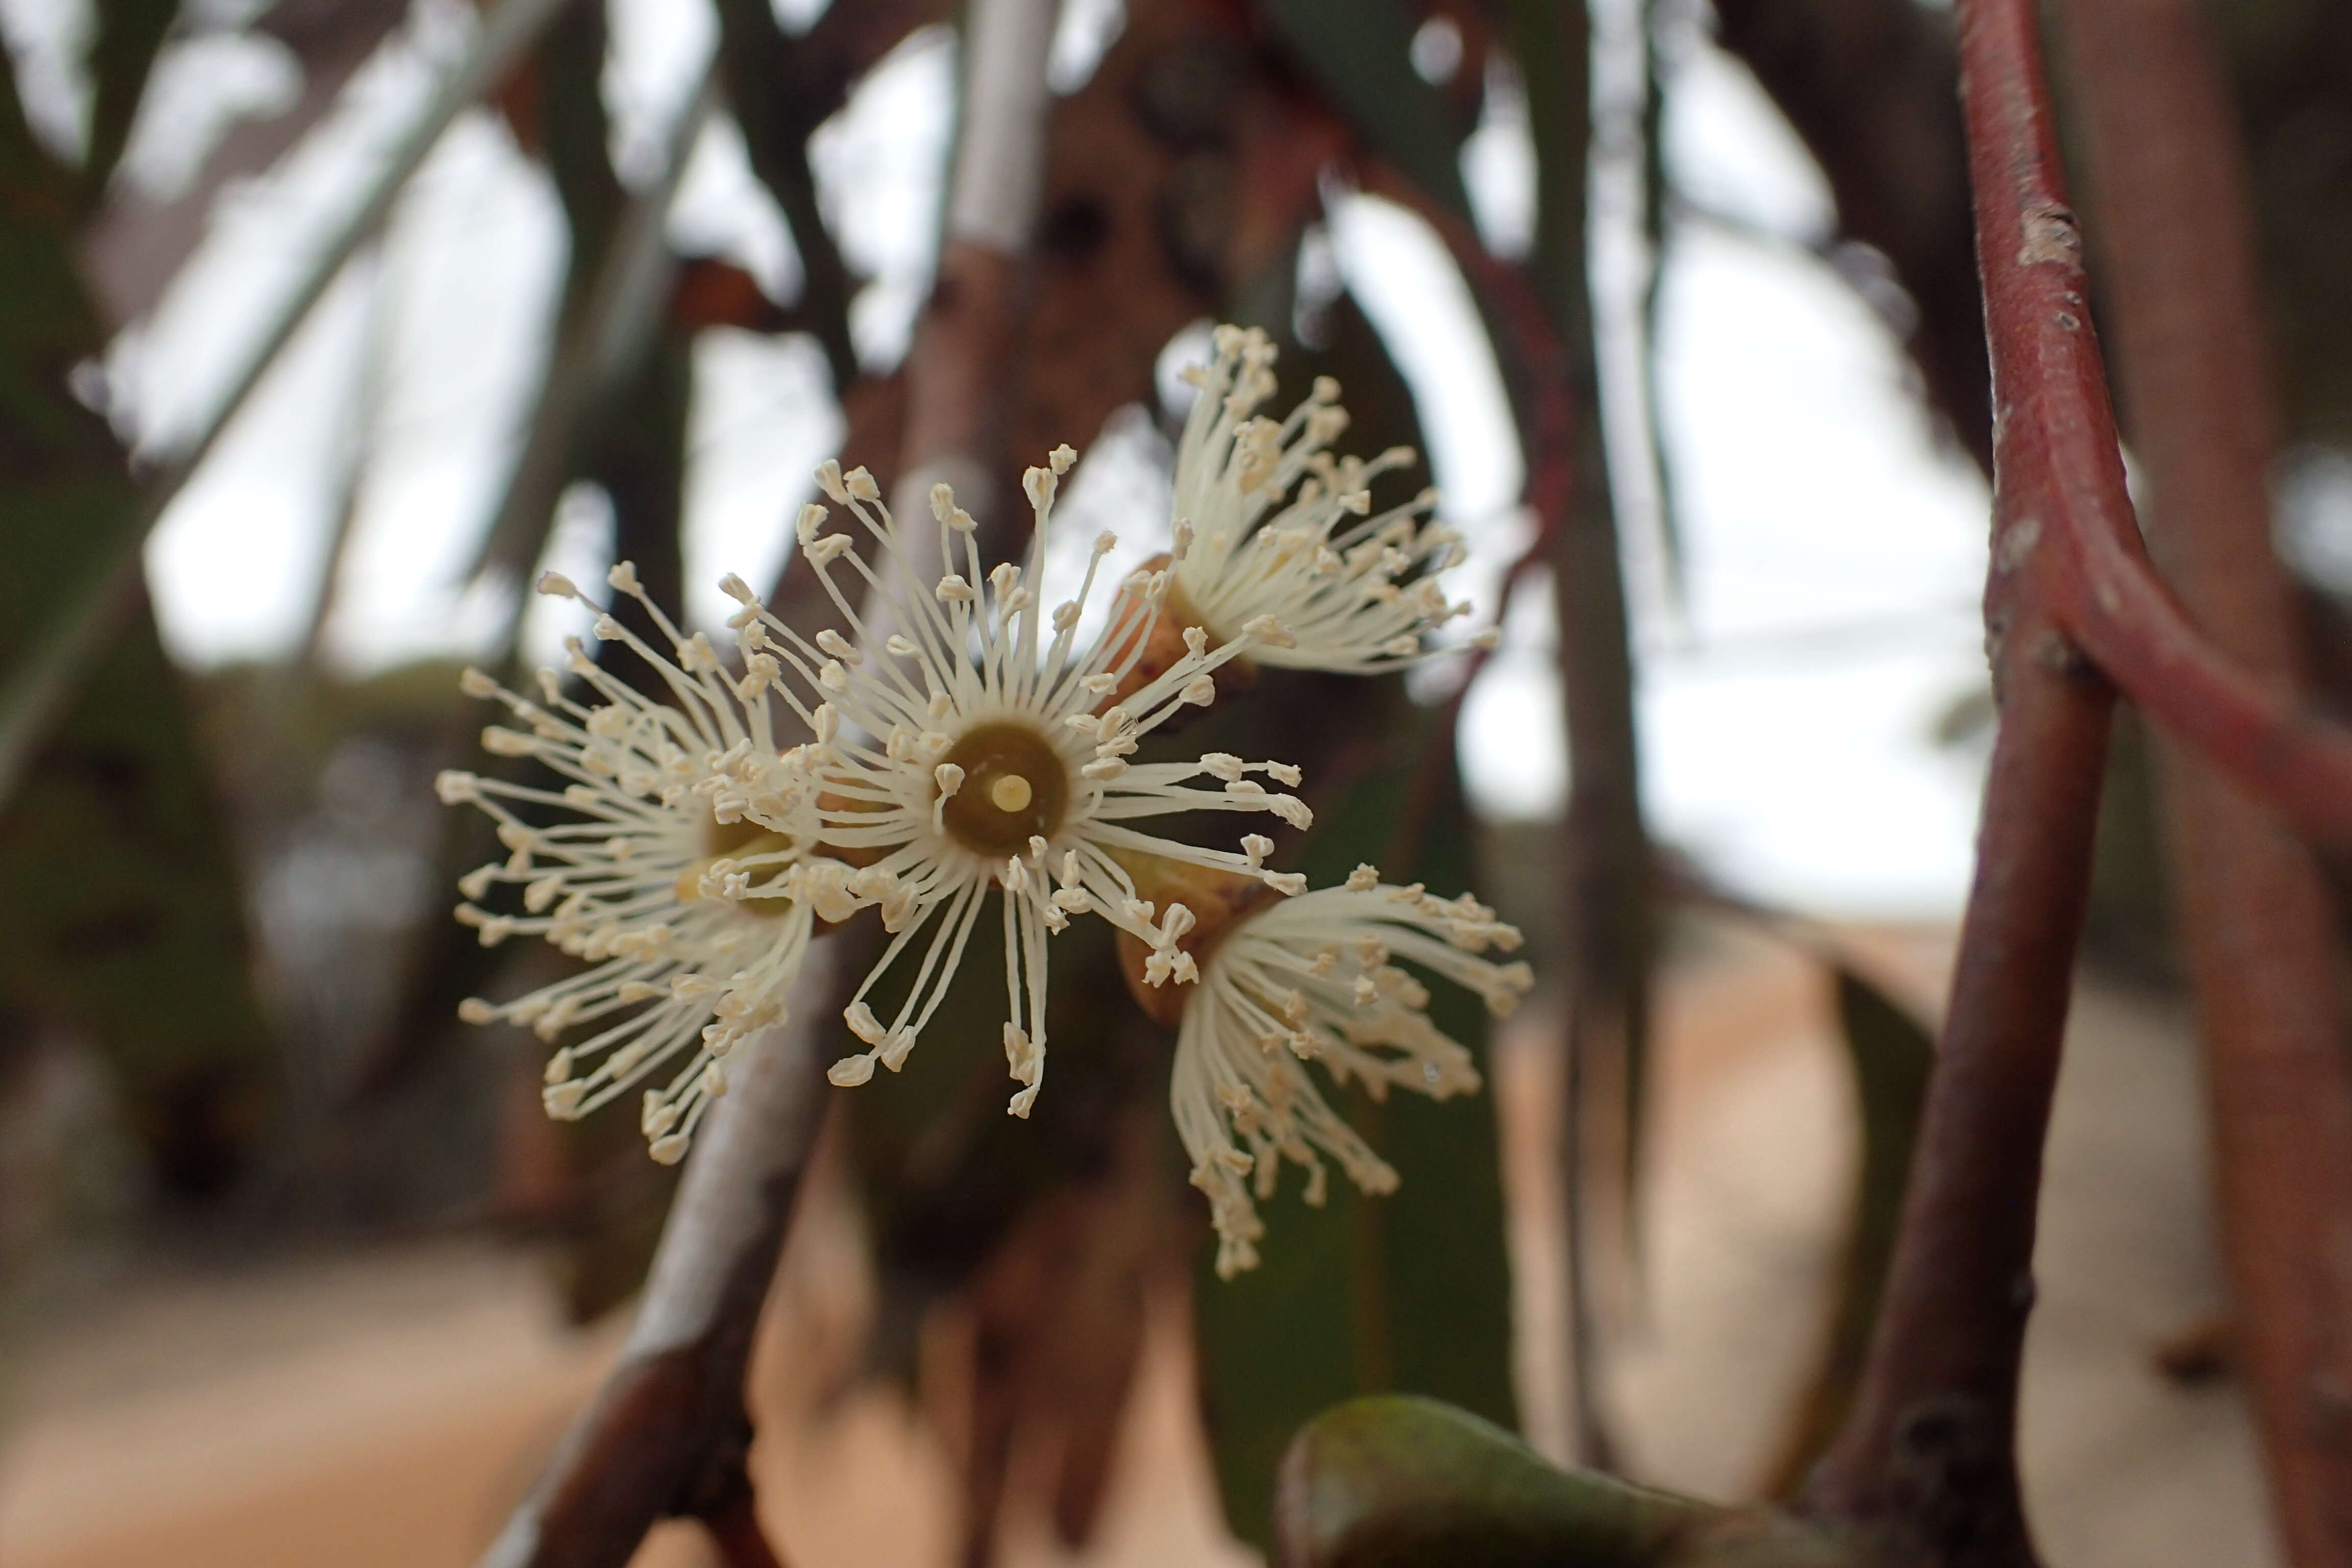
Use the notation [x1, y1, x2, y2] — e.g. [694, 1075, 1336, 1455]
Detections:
[1760, 968, 1933, 1495]
[0, 65, 276, 1193]
[1274, 1395, 1704, 1568]
[0, 608, 277, 1195]
[1277, 1396, 1871, 1568]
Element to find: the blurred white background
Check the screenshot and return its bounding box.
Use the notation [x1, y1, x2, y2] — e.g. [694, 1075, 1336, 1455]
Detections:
[5, 0, 1994, 916]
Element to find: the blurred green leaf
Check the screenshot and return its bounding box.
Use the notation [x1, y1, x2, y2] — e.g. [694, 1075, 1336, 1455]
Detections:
[1759, 968, 1933, 1496]
[1276, 1396, 1866, 1568]
[1189, 289, 1515, 1549]
[0, 61, 276, 1193]
[1194, 698, 1519, 1548]
[1259, 0, 1471, 218]
[1275, 1395, 1702, 1568]
[0, 56, 151, 796]
[0, 608, 277, 1195]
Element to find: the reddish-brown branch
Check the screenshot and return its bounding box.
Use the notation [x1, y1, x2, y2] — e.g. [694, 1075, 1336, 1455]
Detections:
[1802, 0, 2126, 1557]
[1715, 0, 2352, 852]
[2061, 0, 2352, 1556]
[698, 1474, 791, 1568]
[476, 980, 832, 1568]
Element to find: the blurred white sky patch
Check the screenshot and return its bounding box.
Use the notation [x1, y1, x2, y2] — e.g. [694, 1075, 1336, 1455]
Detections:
[319, 116, 566, 672]
[1442, 37, 1990, 918]
[1324, 193, 1524, 531]
[810, 26, 956, 370]
[1461, 53, 1534, 262]
[0, 0, 90, 160]
[520, 483, 616, 669]
[771, 0, 832, 34]
[1034, 403, 1178, 647]
[1155, 319, 1216, 419]
[669, 113, 801, 302]
[682, 328, 843, 632]
[1643, 644, 1986, 911]
[143, 100, 568, 671]
[118, 29, 301, 200]
[2276, 447, 2352, 597]
[1048, 0, 1127, 94]
[1660, 38, 1833, 239]
[605, 0, 718, 185]
[142, 261, 374, 665]
[1323, 189, 1532, 670]
[1656, 224, 1986, 643]
[109, 12, 464, 454]
[1460, 571, 1569, 819]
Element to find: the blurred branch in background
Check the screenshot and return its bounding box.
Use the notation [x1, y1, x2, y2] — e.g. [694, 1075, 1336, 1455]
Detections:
[79, 0, 411, 326]
[2063, 0, 2352, 1554]
[896, 0, 1061, 532]
[468, 56, 715, 630]
[1504, 0, 1652, 1476]
[0, 0, 576, 813]
[707, 0, 875, 395]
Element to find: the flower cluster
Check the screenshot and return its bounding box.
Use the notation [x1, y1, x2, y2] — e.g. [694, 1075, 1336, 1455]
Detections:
[440, 325, 1529, 1271]
[1165, 324, 1494, 673]
[1169, 868, 1530, 1278]
[436, 565, 827, 1162]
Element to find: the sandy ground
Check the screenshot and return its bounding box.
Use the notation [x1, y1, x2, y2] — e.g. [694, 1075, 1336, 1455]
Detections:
[0, 922, 2276, 1566]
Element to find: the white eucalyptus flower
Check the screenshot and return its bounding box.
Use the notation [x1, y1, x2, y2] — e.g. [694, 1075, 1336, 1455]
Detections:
[1169, 865, 1532, 1278]
[1162, 324, 1495, 675]
[736, 451, 1318, 1115]
[439, 564, 830, 1164]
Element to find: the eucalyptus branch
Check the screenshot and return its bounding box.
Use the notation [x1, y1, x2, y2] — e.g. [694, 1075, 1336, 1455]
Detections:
[480, 10, 1066, 1561]
[2061, 0, 2352, 1555]
[475, 948, 835, 1568]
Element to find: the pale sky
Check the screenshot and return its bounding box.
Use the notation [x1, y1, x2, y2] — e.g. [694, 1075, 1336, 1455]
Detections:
[6, 0, 1995, 917]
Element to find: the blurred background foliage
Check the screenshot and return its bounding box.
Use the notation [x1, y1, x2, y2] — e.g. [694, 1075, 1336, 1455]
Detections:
[4, 0, 2352, 1559]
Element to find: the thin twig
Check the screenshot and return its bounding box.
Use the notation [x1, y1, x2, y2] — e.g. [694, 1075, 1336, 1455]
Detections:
[1382, 0, 1653, 1466]
[2062, 0, 2352, 1555]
